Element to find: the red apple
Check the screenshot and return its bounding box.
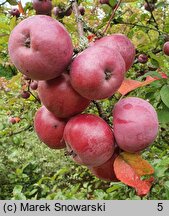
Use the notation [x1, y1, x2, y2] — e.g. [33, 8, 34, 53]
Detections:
[163, 42, 169, 56]
[9, 117, 16, 124]
[70, 46, 125, 100]
[138, 54, 148, 64]
[78, 5, 85, 16]
[30, 81, 38, 90]
[52, 7, 65, 18]
[32, 0, 52, 15]
[34, 106, 67, 149]
[10, 8, 20, 17]
[52, 6, 60, 16]
[113, 97, 159, 153]
[8, 15, 73, 80]
[63, 114, 115, 167]
[21, 91, 30, 99]
[144, 3, 155, 12]
[93, 34, 136, 72]
[65, 7, 72, 16]
[38, 73, 91, 118]
[89, 145, 120, 182]
[99, 0, 110, 5]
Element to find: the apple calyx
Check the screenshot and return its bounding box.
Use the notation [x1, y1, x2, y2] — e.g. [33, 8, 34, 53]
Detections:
[105, 70, 112, 80]
[25, 37, 31, 48]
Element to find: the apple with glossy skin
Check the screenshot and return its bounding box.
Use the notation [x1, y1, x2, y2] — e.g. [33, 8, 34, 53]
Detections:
[34, 106, 67, 149]
[63, 114, 115, 167]
[138, 54, 148, 64]
[70, 46, 125, 100]
[89, 145, 120, 182]
[38, 73, 91, 118]
[10, 8, 20, 17]
[163, 42, 169, 56]
[113, 97, 159, 153]
[8, 15, 73, 80]
[32, 0, 52, 15]
[93, 34, 135, 72]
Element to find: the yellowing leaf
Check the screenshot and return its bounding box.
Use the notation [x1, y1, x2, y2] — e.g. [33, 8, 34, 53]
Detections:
[114, 155, 154, 196]
[18, 1, 25, 15]
[117, 78, 141, 95]
[120, 152, 154, 176]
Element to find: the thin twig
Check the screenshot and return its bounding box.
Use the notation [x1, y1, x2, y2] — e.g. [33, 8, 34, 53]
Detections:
[72, 0, 84, 38]
[0, 1, 6, 6]
[116, 21, 163, 35]
[82, 20, 104, 38]
[92, 100, 109, 123]
[7, 124, 33, 137]
[27, 79, 41, 104]
[145, 0, 159, 30]
[102, 0, 122, 34]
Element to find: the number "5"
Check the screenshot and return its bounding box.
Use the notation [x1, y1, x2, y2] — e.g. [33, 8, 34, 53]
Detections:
[157, 203, 163, 211]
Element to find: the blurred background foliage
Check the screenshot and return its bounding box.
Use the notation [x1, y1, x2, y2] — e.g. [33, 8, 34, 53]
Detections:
[0, 0, 169, 200]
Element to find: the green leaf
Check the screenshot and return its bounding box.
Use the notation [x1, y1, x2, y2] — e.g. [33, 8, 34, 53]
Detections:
[109, 0, 117, 7]
[6, 0, 18, 5]
[160, 85, 169, 108]
[106, 184, 123, 193]
[157, 104, 169, 123]
[10, 16, 17, 31]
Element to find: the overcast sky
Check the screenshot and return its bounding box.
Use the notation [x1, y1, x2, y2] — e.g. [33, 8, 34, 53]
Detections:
[20, 0, 30, 5]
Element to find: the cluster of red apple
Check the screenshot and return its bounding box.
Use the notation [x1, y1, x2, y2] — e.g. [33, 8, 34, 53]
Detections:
[32, 0, 85, 18]
[8, 13, 159, 181]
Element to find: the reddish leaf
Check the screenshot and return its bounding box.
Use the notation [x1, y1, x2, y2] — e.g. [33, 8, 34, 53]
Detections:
[18, 1, 25, 15]
[120, 152, 154, 176]
[117, 78, 142, 95]
[87, 34, 96, 42]
[114, 155, 154, 196]
[117, 71, 167, 96]
[14, 117, 21, 123]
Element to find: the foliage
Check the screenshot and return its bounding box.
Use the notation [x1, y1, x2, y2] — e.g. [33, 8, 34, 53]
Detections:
[0, 0, 169, 200]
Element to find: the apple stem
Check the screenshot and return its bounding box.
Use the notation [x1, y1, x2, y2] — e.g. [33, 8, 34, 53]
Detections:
[27, 79, 41, 104]
[102, 0, 122, 34]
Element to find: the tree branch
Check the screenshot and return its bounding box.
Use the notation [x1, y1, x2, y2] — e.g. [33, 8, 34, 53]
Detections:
[0, 1, 6, 6]
[102, 0, 122, 34]
[145, 0, 159, 30]
[72, 0, 84, 38]
[5, 124, 33, 137]
[115, 21, 163, 35]
[92, 100, 109, 123]
[27, 79, 41, 103]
